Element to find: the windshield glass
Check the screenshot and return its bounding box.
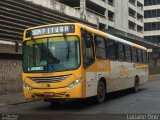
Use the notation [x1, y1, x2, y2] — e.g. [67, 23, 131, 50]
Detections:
[23, 36, 80, 72]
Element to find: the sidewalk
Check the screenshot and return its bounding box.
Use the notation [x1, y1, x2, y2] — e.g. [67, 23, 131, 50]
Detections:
[0, 93, 32, 107]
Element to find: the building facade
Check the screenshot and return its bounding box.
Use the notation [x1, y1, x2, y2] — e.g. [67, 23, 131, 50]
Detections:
[40, 0, 144, 38]
[144, 0, 160, 67]
[144, 0, 160, 44]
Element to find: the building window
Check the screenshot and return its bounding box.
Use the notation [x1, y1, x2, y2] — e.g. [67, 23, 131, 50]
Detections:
[144, 22, 160, 31]
[129, 0, 136, 5]
[144, 23, 151, 31]
[108, 10, 114, 21]
[144, 35, 160, 44]
[144, 9, 160, 18]
[108, 0, 114, 6]
[145, 0, 160, 6]
[152, 22, 157, 30]
[129, 8, 136, 18]
[137, 25, 143, 33]
[137, 1, 143, 10]
[137, 13, 143, 22]
[129, 21, 136, 30]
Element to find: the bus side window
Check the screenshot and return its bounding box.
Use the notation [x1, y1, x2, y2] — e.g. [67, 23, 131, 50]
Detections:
[146, 52, 149, 63]
[142, 50, 147, 63]
[106, 39, 117, 60]
[137, 49, 143, 63]
[95, 36, 106, 59]
[132, 47, 137, 62]
[82, 31, 95, 68]
[118, 43, 125, 62]
[125, 45, 132, 62]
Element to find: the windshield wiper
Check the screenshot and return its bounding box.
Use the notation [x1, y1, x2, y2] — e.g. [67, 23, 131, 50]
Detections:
[63, 33, 71, 61]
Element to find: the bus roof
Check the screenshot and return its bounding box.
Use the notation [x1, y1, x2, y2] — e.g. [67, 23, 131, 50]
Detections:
[77, 23, 147, 51]
[25, 23, 147, 51]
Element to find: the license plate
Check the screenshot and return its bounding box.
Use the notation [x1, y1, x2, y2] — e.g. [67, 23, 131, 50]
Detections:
[44, 92, 54, 96]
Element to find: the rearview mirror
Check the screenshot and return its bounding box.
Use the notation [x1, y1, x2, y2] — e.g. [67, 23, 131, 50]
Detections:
[82, 31, 92, 48]
[85, 36, 92, 48]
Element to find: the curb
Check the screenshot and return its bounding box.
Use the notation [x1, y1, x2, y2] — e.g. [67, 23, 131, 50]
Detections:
[0, 100, 39, 108]
[149, 74, 160, 78]
[0, 93, 39, 107]
[8, 100, 37, 106]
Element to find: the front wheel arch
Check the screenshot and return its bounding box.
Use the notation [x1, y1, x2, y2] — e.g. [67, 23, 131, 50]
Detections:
[96, 78, 107, 103]
[133, 75, 139, 93]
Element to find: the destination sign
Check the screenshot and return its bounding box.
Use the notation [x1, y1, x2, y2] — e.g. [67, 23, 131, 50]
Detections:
[26, 25, 75, 38]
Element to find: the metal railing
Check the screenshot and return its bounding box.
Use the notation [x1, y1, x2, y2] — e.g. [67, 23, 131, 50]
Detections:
[108, 17, 114, 22]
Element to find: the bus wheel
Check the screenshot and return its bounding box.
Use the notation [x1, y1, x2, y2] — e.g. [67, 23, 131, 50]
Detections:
[97, 80, 106, 103]
[133, 77, 139, 93]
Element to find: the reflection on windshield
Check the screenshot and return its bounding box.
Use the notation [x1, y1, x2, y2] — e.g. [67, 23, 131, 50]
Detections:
[23, 36, 80, 72]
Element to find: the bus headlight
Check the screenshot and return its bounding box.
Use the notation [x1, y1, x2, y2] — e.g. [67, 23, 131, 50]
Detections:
[67, 78, 81, 89]
[23, 82, 32, 90]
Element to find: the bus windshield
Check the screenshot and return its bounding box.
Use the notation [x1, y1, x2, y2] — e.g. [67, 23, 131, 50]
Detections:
[23, 36, 80, 73]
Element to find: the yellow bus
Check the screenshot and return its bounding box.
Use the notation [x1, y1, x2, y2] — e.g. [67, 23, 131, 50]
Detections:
[22, 23, 148, 104]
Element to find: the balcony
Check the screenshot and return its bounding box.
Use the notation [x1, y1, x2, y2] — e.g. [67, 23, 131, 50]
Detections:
[89, 0, 106, 9]
[108, 10, 114, 22]
[137, 25, 143, 33]
[129, 21, 136, 31]
[108, 0, 114, 6]
[129, 0, 136, 6]
[86, 8, 106, 24]
[129, 8, 136, 18]
[137, 13, 143, 22]
[137, 1, 143, 10]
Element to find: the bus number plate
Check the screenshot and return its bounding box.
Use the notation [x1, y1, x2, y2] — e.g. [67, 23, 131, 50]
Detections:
[44, 92, 54, 96]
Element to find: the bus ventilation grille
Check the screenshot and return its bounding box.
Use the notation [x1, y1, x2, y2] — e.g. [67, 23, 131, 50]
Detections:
[29, 75, 69, 83]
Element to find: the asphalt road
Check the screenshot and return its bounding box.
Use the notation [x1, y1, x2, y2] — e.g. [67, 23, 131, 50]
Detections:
[1, 79, 160, 120]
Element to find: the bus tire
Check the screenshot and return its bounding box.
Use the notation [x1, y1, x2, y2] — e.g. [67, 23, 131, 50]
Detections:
[97, 80, 106, 103]
[133, 76, 139, 93]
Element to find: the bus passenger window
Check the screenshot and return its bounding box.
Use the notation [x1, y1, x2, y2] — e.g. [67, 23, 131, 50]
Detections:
[132, 47, 137, 62]
[125, 45, 132, 62]
[142, 50, 147, 63]
[137, 49, 143, 63]
[95, 36, 106, 59]
[82, 32, 95, 68]
[106, 40, 117, 60]
[118, 43, 125, 62]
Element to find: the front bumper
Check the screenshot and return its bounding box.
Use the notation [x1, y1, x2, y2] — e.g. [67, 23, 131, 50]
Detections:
[23, 82, 84, 100]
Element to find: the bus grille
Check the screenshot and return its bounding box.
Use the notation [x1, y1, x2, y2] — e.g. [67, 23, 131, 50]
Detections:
[30, 75, 69, 83]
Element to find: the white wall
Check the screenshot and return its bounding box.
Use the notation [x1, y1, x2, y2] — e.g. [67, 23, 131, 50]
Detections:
[114, 0, 128, 32]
